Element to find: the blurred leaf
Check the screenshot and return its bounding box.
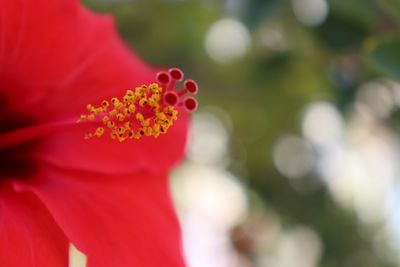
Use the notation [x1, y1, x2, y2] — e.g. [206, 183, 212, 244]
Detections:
[378, 0, 400, 20]
[367, 37, 400, 81]
[316, 14, 369, 49]
[330, 0, 378, 27]
[245, 0, 281, 28]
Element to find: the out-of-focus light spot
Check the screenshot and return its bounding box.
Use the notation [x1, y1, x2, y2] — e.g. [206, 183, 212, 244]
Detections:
[173, 163, 247, 228]
[205, 18, 251, 63]
[172, 163, 248, 267]
[187, 112, 229, 165]
[378, 183, 400, 264]
[252, 214, 282, 266]
[385, 79, 400, 107]
[353, 136, 395, 223]
[303, 84, 400, 258]
[316, 144, 354, 207]
[316, 114, 398, 224]
[274, 226, 323, 267]
[302, 101, 343, 148]
[346, 107, 376, 141]
[291, 0, 329, 26]
[272, 135, 314, 179]
[257, 22, 288, 51]
[389, 184, 400, 244]
[252, 214, 282, 251]
[69, 244, 86, 267]
[356, 81, 394, 119]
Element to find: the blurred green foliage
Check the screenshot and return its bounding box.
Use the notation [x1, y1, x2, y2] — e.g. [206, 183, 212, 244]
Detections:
[84, 0, 400, 266]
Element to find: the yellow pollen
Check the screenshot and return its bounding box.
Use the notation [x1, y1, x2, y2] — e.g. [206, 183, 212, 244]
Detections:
[136, 113, 144, 122]
[78, 83, 178, 141]
[116, 113, 125, 122]
[117, 127, 125, 134]
[139, 98, 148, 107]
[102, 100, 109, 108]
[86, 104, 94, 111]
[124, 122, 132, 129]
[95, 127, 105, 137]
[102, 116, 110, 124]
[77, 114, 86, 123]
[142, 119, 150, 127]
[128, 104, 136, 113]
[144, 127, 153, 136]
[107, 120, 115, 128]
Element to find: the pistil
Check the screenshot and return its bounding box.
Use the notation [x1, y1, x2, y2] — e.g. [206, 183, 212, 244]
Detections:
[79, 68, 198, 142]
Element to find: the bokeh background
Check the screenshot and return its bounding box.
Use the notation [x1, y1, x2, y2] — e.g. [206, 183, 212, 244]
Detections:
[81, 0, 400, 266]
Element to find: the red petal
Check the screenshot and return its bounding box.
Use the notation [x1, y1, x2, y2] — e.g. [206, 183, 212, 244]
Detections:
[0, 0, 189, 171]
[0, 0, 154, 117]
[18, 165, 186, 267]
[0, 185, 68, 267]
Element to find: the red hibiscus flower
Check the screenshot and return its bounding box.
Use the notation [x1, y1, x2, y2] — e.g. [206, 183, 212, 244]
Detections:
[0, 0, 197, 266]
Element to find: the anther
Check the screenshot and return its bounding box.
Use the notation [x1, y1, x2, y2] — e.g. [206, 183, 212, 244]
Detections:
[107, 121, 115, 128]
[86, 104, 94, 111]
[78, 68, 198, 141]
[118, 126, 123, 132]
[124, 122, 132, 129]
[139, 98, 148, 107]
[102, 116, 110, 124]
[136, 113, 144, 122]
[139, 128, 145, 136]
[78, 114, 86, 122]
[128, 104, 136, 113]
[116, 113, 125, 122]
[102, 100, 109, 108]
[95, 127, 105, 137]
[142, 119, 150, 127]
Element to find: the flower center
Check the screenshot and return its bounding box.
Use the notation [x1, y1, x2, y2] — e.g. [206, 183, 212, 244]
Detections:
[78, 68, 198, 142]
[0, 68, 198, 181]
[0, 108, 38, 181]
